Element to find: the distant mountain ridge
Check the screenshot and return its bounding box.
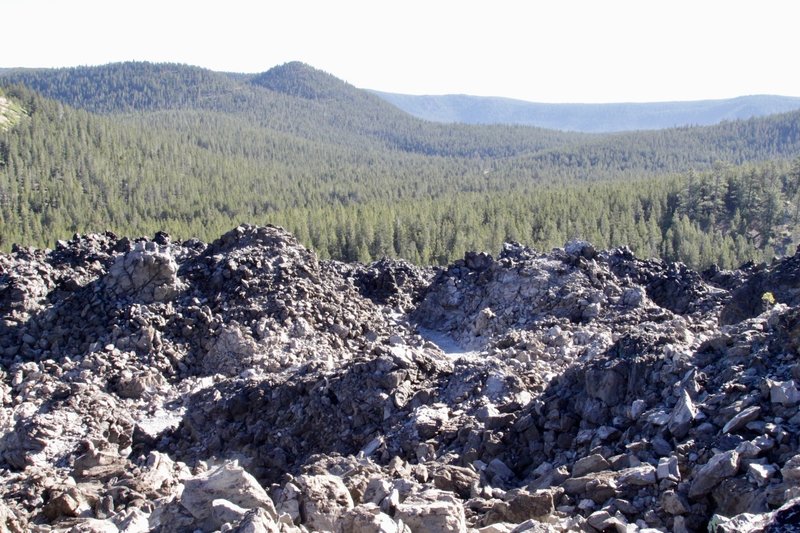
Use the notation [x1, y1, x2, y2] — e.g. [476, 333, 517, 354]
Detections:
[5, 62, 798, 133]
[370, 91, 800, 132]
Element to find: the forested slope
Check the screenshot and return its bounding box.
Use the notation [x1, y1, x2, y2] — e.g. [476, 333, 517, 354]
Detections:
[1, 62, 799, 268]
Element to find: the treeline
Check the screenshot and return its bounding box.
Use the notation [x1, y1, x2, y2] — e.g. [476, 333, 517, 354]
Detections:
[1, 63, 800, 270]
[273, 160, 799, 269]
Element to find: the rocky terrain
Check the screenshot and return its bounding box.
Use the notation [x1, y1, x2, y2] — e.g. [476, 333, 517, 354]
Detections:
[2, 224, 800, 532]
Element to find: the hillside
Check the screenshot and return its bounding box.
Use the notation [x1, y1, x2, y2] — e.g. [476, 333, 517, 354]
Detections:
[1, 62, 800, 268]
[0, 62, 583, 157]
[372, 91, 800, 132]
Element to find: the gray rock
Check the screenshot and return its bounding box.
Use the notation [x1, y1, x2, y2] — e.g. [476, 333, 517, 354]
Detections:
[432, 465, 479, 499]
[394, 489, 466, 533]
[629, 399, 647, 420]
[780, 454, 800, 485]
[232, 508, 283, 533]
[487, 458, 515, 484]
[585, 367, 625, 406]
[296, 474, 354, 532]
[105, 242, 185, 303]
[769, 379, 800, 406]
[572, 454, 610, 478]
[622, 287, 646, 307]
[564, 240, 596, 259]
[651, 435, 673, 457]
[617, 464, 657, 487]
[660, 490, 689, 515]
[561, 472, 617, 503]
[722, 405, 761, 434]
[586, 509, 614, 530]
[6, 226, 800, 531]
[689, 450, 740, 498]
[667, 389, 697, 439]
[748, 463, 776, 486]
[657, 456, 680, 482]
[483, 488, 558, 525]
[712, 477, 768, 516]
[203, 326, 263, 376]
[181, 463, 277, 529]
[211, 498, 249, 526]
[338, 504, 400, 533]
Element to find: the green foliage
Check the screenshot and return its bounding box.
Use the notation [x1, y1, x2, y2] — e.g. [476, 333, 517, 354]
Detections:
[1, 62, 800, 270]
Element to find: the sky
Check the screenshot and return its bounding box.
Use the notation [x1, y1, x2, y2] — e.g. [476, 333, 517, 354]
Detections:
[4, 0, 798, 103]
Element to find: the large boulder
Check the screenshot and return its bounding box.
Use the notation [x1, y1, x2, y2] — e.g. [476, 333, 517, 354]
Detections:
[180, 463, 277, 530]
[394, 490, 466, 533]
[105, 242, 185, 303]
[295, 474, 354, 532]
[689, 451, 740, 499]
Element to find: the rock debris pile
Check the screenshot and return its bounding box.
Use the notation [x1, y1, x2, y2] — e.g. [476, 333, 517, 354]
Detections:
[2, 225, 800, 532]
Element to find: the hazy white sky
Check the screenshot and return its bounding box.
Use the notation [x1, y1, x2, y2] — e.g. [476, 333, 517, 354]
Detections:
[4, 0, 798, 103]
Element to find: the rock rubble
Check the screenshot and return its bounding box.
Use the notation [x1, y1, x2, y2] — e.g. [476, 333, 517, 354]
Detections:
[2, 225, 800, 532]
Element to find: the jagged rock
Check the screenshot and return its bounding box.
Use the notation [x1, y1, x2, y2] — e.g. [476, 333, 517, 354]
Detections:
[42, 485, 91, 519]
[768, 379, 800, 405]
[432, 465, 480, 499]
[212, 498, 250, 526]
[689, 450, 740, 498]
[722, 405, 761, 434]
[115, 370, 167, 399]
[4, 228, 800, 531]
[668, 389, 697, 439]
[710, 496, 800, 532]
[180, 462, 277, 530]
[351, 258, 434, 312]
[394, 489, 466, 533]
[571, 454, 610, 478]
[202, 325, 263, 376]
[780, 454, 800, 485]
[586, 508, 628, 531]
[105, 242, 185, 303]
[719, 251, 800, 324]
[747, 463, 776, 487]
[113, 508, 150, 532]
[561, 471, 617, 503]
[661, 490, 690, 515]
[564, 240, 596, 259]
[712, 477, 768, 516]
[617, 464, 657, 487]
[337, 504, 401, 533]
[295, 474, 354, 531]
[486, 458, 516, 484]
[657, 456, 680, 482]
[708, 512, 770, 533]
[482, 488, 558, 525]
[585, 367, 626, 407]
[231, 508, 283, 533]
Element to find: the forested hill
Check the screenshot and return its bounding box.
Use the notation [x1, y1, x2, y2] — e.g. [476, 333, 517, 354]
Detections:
[3, 62, 800, 167]
[372, 91, 800, 133]
[0, 61, 585, 157]
[2, 61, 800, 268]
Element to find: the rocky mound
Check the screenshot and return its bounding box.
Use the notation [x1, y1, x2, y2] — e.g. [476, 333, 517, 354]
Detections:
[1, 225, 799, 532]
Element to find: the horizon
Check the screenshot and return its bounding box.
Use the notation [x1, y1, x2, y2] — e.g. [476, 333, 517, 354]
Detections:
[4, 0, 799, 104]
[3, 59, 800, 108]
